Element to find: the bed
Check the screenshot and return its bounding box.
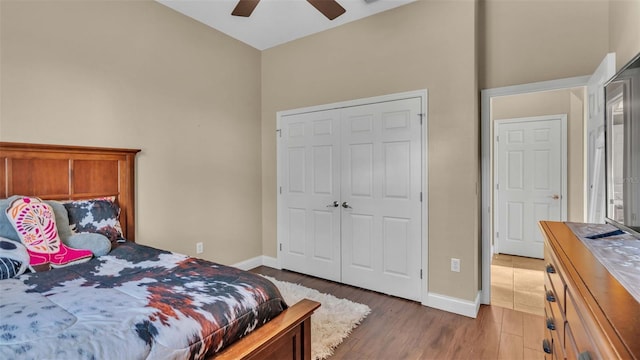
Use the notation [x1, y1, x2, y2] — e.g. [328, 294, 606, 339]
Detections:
[0, 142, 320, 359]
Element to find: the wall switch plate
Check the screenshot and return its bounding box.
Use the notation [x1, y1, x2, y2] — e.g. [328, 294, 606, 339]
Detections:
[451, 258, 460, 272]
[196, 242, 204, 254]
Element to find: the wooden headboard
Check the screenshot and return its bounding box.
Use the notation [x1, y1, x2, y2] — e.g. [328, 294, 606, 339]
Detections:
[0, 142, 141, 241]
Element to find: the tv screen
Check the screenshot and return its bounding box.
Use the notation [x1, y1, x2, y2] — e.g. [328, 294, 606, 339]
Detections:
[605, 52, 640, 235]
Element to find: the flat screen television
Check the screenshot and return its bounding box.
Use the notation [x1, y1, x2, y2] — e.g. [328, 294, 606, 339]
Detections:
[604, 52, 640, 236]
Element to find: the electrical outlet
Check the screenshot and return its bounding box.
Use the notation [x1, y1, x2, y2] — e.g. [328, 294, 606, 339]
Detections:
[196, 242, 204, 254]
[451, 258, 460, 272]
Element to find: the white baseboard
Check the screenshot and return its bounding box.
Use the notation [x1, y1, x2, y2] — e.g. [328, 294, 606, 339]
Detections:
[424, 291, 481, 318]
[262, 256, 279, 269]
[232, 255, 279, 271]
[236, 257, 481, 318]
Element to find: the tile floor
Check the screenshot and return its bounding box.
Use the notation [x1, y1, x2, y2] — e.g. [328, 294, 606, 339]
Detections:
[491, 253, 545, 316]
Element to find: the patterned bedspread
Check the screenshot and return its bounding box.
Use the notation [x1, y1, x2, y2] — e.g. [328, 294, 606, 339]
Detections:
[0, 242, 288, 359]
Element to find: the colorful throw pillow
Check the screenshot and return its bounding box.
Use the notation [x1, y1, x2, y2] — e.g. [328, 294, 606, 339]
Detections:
[0, 237, 29, 279]
[1, 196, 73, 243]
[6, 196, 93, 271]
[63, 198, 124, 243]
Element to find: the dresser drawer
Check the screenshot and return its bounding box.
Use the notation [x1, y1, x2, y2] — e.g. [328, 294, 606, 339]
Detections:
[564, 324, 580, 360]
[565, 290, 601, 359]
[543, 335, 564, 360]
[544, 301, 563, 349]
[553, 334, 565, 360]
[545, 244, 566, 313]
[544, 326, 554, 360]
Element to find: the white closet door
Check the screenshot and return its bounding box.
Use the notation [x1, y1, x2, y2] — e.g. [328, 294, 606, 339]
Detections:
[279, 110, 342, 282]
[340, 98, 423, 301]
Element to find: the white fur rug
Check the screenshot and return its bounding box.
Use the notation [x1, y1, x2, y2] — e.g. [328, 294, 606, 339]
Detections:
[262, 276, 371, 360]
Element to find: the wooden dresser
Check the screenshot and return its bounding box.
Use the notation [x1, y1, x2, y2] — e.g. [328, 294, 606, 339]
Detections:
[539, 221, 640, 360]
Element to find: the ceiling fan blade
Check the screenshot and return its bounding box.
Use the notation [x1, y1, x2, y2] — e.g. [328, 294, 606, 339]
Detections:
[307, 0, 346, 20]
[231, 0, 260, 17]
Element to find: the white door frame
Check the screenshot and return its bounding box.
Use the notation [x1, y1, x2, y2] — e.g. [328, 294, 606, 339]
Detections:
[480, 76, 589, 304]
[493, 114, 568, 257]
[586, 53, 616, 223]
[276, 89, 428, 304]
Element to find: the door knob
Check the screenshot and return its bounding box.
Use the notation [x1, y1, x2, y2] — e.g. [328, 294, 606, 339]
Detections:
[326, 201, 339, 208]
[342, 201, 352, 209]
[550, 194, 560, 200]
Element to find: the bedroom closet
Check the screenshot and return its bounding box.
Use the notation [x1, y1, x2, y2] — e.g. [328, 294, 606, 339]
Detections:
[277, 92, 426, 302]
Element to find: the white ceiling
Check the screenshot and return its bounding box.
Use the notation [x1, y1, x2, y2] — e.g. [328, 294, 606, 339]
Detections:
[157, 0, 416, 50]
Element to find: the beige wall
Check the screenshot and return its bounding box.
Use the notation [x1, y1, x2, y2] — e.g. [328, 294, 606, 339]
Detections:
[262, 1, 481, 301]
[609, 0, 640, 70]
[480, 0, 609, 89]
[0, 0, 264, 264]
[492, 88, 586, 225]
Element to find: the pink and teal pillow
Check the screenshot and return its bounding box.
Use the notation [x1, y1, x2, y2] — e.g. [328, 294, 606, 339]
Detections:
[0, 196, 73, 243]
[5, 196, 93, 272]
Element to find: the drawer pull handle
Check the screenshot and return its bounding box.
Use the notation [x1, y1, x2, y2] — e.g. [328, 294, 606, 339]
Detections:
[546, 264, 556, 274]
[546, 290, 556, 302]
[542, 339, 552, 354]
[578, 351, 591, 360]
[546, 318, 555, 330]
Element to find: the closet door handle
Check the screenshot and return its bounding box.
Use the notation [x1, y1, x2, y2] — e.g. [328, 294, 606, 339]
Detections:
[342, 202, 352, 209]
[326, 201, 339, 208]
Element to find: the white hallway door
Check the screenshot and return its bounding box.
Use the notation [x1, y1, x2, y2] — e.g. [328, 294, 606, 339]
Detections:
[494, 115, 567, 259]
[279, 97, 423, 301]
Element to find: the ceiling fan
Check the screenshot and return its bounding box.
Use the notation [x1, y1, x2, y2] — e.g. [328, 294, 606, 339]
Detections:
[231, 0, 346, 21]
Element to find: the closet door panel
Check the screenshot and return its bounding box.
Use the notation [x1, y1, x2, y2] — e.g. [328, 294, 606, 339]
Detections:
[341, 98, 423, 301]
[279, 110, 342, 282]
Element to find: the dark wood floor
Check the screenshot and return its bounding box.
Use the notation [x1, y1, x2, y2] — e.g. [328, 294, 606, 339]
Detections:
[251, 266, 545, 360]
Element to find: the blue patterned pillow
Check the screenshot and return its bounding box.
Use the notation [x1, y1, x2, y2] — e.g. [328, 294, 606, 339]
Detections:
[63, 198, 124, 243]
[0, 237, 29, 279]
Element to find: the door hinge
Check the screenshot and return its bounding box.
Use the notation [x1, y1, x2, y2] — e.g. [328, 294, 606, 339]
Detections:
[420, 269, 423, 279]
[496, 232, 499, 238]
[420, 192, 423, 202]
[496, 135, 499, 142]
[418, 113, 424, 125]
[279, 186, 282, 194]
[276, 129, 282, 138]
[496, 183, 499, 190]
[279, 243, 282, 251]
